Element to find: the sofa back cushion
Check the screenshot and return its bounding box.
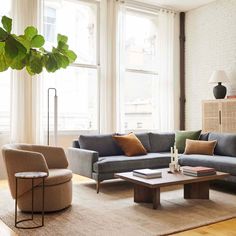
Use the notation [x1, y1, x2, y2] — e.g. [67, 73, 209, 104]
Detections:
[72, 139, 80, 148]
[135, 133, 151, 152]
[199, 132, 209, 141]
[79, 134, 123, 157]
[208, 132, 236, 157]
[149, 132, 175, 152]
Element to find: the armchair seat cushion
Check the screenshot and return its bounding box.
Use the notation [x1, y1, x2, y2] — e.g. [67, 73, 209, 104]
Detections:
[45, 169, 73, 186]
[93, 153, 171, 173]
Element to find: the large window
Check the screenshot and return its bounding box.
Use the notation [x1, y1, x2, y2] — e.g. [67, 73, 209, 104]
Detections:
[120, 8, 159, 132]
[0, 1, 12, 132]
[43, 0, 99, 132]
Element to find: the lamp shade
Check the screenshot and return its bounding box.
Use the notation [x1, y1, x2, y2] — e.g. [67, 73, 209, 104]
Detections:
[209, 70, 228, 84]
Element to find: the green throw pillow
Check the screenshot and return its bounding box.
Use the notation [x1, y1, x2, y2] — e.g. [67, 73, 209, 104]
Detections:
[175, 130, 201, 153]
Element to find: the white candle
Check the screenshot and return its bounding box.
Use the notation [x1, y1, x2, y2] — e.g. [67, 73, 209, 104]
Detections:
[171, 147, 174, 163]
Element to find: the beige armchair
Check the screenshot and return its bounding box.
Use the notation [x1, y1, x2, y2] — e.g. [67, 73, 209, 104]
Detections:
[2, 144, 72, 212]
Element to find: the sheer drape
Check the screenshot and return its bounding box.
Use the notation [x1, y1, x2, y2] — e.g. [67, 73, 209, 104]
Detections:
[158, 10, 175, 131]
[105, 0, 126, 133]
[116, 4, 175, 132]
[10, 0, 42, 143]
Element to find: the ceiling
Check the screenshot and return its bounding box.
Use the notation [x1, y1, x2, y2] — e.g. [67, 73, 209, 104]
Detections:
[140, 0, 216, 11]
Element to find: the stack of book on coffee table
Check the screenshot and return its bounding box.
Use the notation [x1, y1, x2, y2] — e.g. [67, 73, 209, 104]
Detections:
[133, 169, 162, 179]
[182, 166, 216, 177]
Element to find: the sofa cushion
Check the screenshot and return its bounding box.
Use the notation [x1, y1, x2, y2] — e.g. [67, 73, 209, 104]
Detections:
[175, 130, 201, 153]
[135, 133, 151, 152]
[179, 154, 236, 175]
[79, 134, 123, 157]
[199, 132, 209, 141]
[208, 132, 236, 157]
[93, 153, 171, 173]
[112, 133, 147, 156]
[149, 132, 175, 152]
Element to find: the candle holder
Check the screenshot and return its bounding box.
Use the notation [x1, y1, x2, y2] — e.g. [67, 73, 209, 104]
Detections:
[169, 146, 180, 173]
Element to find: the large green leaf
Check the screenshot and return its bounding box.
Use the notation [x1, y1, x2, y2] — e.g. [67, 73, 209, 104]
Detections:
[1, 16, 12, 33]
[57, 34, 68, 43]
[10, 57, 26, 70]
[0, 53, 9, 72]
[31, 35, 45, 48]
[25, 50, 43, 75]
[44, 54, 58, 72]
[5, 37, 18, 59]
[26, 58, 43, 74]
[16, 35, 31, 51]
[0, 42, 9, 71]
[53, 53, 70, 69]
[0, 27, 8, 41]
[58, 41, 69, 51]
[5, 36, 27, 61]
[24, 26, 37, 41]
[64, 50, 77, 63]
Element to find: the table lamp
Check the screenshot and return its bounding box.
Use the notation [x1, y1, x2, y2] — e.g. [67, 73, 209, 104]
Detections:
[209, 70, 228, 99]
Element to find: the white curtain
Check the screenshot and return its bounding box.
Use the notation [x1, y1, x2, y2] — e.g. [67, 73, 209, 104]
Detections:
[157, 10, 175, 131]
[116, 3, 175, 132]
[105, 0, 126, 133]
[10, 0, 42, 143]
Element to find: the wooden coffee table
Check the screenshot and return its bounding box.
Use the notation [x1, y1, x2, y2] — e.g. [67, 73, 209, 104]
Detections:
[115, 168, 229, 209]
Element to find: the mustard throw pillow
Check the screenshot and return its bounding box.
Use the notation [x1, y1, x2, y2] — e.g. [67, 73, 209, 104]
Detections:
[112, 133, 147, 156]
[184, 139, 217, 155]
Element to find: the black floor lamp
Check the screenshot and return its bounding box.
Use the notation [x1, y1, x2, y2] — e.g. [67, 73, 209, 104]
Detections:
[47, 88, 58, 146]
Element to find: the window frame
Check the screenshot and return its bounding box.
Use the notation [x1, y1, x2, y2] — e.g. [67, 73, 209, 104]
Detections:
[121, 6, 160, 132]
[43, 0, 101, 134]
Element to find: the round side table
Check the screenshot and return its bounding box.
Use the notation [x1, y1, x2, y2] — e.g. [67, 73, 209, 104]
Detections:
[14, 171, 47, 229]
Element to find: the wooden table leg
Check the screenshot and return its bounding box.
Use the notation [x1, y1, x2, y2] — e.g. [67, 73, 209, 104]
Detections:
[184, 181, 209, 199]
[152, 188, 160, 209]
[134, 184, 160, 209]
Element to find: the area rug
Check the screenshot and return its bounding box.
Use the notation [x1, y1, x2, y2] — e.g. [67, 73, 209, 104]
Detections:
[1, 180, 236, 236]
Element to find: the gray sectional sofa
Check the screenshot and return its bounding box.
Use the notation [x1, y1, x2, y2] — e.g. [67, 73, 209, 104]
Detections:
[179, 132, 236, 184]
[67, 132, 236, 193]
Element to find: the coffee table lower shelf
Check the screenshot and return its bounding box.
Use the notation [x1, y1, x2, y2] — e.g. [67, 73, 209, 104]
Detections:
[115, 169, 229, 210]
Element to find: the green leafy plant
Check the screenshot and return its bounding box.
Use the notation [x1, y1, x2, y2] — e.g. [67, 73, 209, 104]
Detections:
[0, 16, 77, 75]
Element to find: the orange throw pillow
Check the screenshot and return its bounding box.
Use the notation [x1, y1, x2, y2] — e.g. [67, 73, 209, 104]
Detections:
[184, 139, 217, 155]
[112, 133, 147, 156]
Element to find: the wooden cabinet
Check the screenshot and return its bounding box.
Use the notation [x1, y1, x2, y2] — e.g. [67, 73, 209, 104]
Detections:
[202, 99, 236, 133]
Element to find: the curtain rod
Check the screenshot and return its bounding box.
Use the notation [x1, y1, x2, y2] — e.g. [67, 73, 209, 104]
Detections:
[118, 0, 177, 14]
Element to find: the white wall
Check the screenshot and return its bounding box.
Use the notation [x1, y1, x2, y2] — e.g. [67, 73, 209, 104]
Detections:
[185, 0, 236, 130]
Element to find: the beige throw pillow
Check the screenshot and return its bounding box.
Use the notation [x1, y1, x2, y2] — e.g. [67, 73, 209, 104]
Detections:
[184, 139, 217, 156]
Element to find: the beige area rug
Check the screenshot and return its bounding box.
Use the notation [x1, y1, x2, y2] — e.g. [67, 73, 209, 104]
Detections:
[1, 180, 236, 236]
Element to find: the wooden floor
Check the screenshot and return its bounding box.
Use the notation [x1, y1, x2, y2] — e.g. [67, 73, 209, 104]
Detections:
[0, 177, 236, 236]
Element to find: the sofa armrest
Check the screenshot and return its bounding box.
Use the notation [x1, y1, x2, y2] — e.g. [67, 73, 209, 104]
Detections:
[67, 147, 99, 178]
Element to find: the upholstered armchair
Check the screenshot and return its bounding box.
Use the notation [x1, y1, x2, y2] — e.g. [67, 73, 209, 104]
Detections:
[2, 144, 72, 212]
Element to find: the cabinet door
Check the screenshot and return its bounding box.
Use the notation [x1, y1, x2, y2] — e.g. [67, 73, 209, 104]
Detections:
[221, 100, 236, 133]
[202, 101, 220, 132]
